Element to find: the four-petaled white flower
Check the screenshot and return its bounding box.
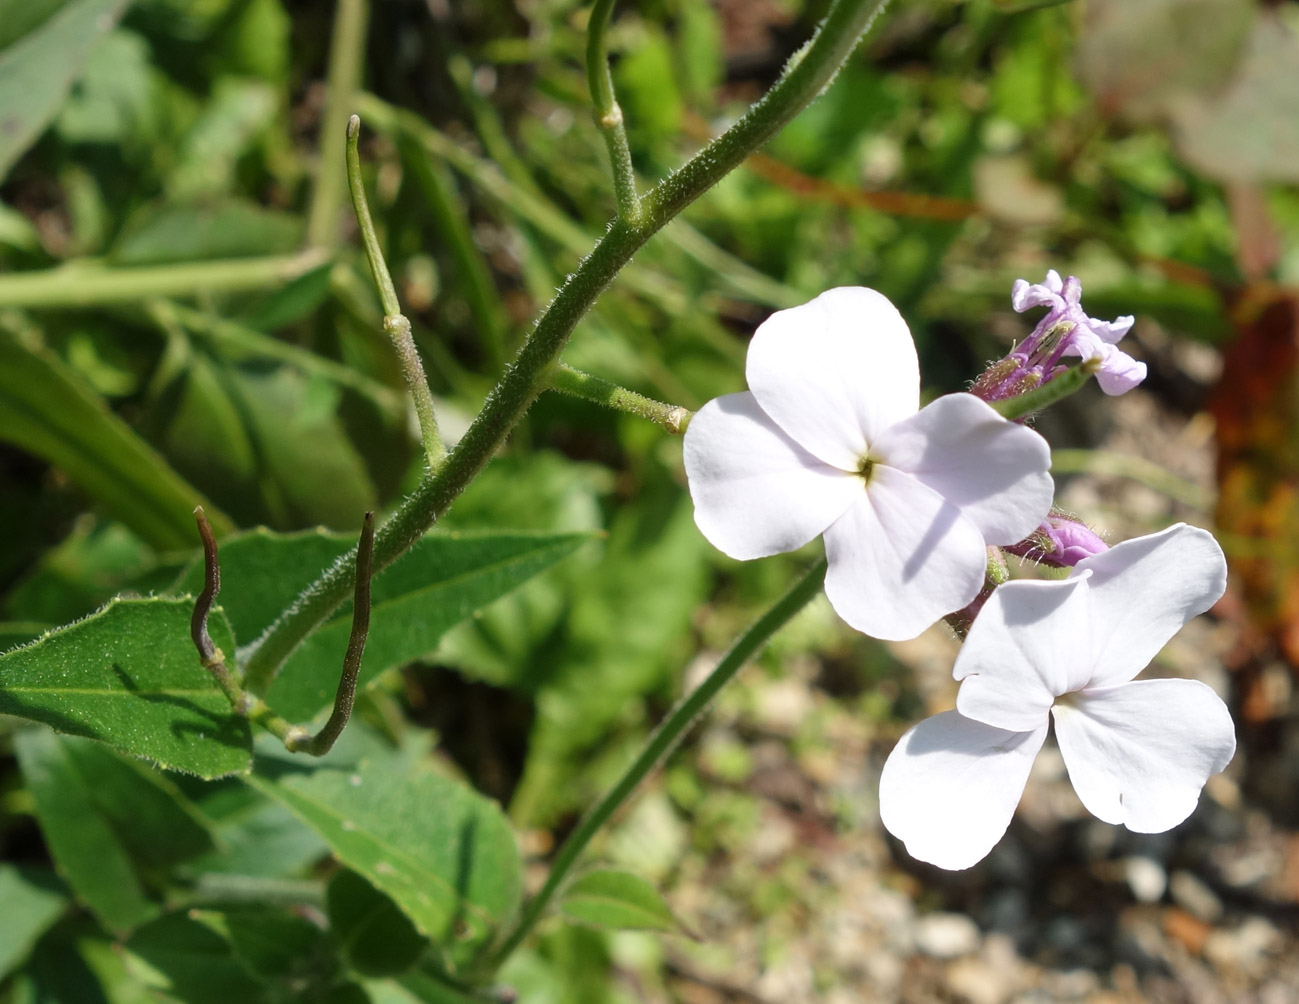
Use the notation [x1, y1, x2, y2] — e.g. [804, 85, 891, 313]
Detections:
[683, 287, 1054, 640]
[879, 523, 1236, 870]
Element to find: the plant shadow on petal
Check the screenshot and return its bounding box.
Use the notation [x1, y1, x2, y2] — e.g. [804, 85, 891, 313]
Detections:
[900, 501, 960, 581]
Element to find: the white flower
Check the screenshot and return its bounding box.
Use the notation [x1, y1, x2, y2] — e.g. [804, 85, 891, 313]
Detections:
[879, 523, 1236, 870]
[683, 287, 1054, 640]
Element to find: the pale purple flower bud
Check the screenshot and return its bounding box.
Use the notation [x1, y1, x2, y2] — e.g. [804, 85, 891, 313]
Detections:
[1005, 512, 1109, 568]
[972, 271, 1146, 403]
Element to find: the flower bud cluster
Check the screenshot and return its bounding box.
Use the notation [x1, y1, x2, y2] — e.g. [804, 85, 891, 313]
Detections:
[972, 270, 1146, 402]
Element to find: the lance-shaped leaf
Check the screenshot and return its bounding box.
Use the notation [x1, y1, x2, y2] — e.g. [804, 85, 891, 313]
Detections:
[560, 869, 687, 935]
[0, 332, 234, 550]
[172, 528, 592, 722]
[270, 532, 592, 721]
[247, 751, 522, 974]
[124, 913, 270, 1004]
[0, 597, 252, 777]
[0, 864, 67, 980]
[16, 732, 218, 935]
[327, 868, 428, 976]
[0, 0, 129, 181]
[16, 729, 155, 933]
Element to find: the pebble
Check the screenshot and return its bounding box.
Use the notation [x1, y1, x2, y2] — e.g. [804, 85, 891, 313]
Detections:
[1125, 855, 1168, 903]
[1204, 917, 1280, 974]
[947, 957, 1010, 1004]
[1169, 870, 1224, 923]
[915, 912, 981, 959]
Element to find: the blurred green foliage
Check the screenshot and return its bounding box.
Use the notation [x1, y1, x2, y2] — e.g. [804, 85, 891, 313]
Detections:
[1, 0, 1295, 1000]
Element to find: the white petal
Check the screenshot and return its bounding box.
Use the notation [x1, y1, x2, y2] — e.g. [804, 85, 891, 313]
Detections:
[871, 393, 1053, 544]
[954, 575, 1093, 732]
[1053, 679, 1236, 832]
[880, 711, 1048, 870]
[746, 287, 918, 470]
[1072, 524, 1227, 688]
[822, 467, 986, 640]
[683, 392, 860, 560]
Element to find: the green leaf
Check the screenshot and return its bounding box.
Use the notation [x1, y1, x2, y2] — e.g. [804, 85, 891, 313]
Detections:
[4, 519, 151, 626]
[166, 78, 280, 201]
[186, 781, 329, 878]
[204, 907, 335, 984]
[0, 331, 235, 551]
[16, 732, 219, 934]
[0, 865, 67, 980]
[55, 28, 155, 146]
[270, 531, 591, 722]
[149, 361, 376, 530]
[215, 0, 290, 82]
[327, 869, 428, 977]
[0, 597, 252, 778]
[169, 528, 590, 722]
[612, 26, 681, 144]
[123, 913, 269, 1004]
[559, 869, 685, 935]
[63, 736, 218, 867]
[0, 0, 70, 51]
[246, 751, 522, 974]
[23, 929, 123, 1004]
[169, 527, 353, 644]
[16, 729, 157, 932]
[114, 200, 301, 265]
[0, 0, 130, 182]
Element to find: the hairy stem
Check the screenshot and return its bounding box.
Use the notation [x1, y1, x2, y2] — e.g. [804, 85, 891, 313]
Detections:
[587, 0, 641, 223]
[347, 115, 446, 468]
[990, 358, 1100, 421]
[549, 362, 691, 433]
[242, 0, 891, 694]
[486, 558, 828, 969]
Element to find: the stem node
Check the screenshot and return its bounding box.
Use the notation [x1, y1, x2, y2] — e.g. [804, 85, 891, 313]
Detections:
[347, 116, 447, 471]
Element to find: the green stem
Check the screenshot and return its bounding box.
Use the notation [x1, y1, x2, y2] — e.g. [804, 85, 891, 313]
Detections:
[486, 558, 827, 969]
[154, 301, 403, 412]
[587, 0, 641, 223]
[347, 115, 446, 469]
[989, 358, 1099, 421]
[177, 874, 325, 909]
[247, 696, 311, 750]
[242, 0, 891, 695]
[307, 0, 369, 248]
[549, 362, 691, 433]
[0, 253, 328, 308]
[364, 94, 802, 316]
